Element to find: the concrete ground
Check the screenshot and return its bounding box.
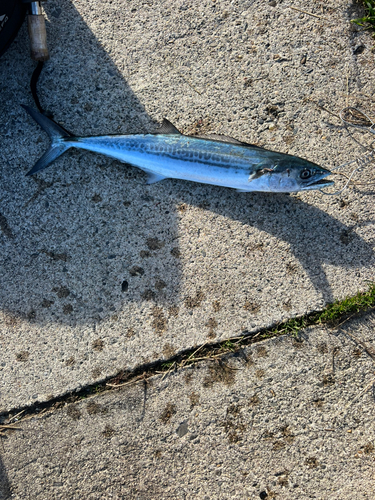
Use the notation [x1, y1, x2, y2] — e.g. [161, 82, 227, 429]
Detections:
[0, 0, 375, 497]
[1, 312, 375, 499]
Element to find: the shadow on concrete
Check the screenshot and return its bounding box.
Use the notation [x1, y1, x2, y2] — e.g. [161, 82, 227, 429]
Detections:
[0, 0, 182, 326]
[0, 454, 11, 500]
[0, 0, 373, 330]
[191, 188, 374, 303]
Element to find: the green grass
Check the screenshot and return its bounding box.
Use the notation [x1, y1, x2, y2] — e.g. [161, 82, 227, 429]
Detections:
[266, 282, 375, 339]
[219, 340, 237, 352]
[352, 1, 375, 30]
[318, 285, 375, 323]
[161, 361, 175, 370]
[176, 283, 375, 363]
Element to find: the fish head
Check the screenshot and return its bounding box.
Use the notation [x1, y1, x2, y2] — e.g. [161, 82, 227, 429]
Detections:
[266, 156, 334, 192]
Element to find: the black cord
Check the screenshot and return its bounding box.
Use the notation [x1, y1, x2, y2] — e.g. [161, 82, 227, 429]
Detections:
[30, 61, 73, 135]
[30, 61, 51, 116]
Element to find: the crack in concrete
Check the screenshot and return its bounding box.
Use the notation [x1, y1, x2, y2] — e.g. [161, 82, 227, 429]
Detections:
[1, 298, 374, 425]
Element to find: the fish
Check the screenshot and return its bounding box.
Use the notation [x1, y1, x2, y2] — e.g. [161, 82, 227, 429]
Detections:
[22, 105, 334, 193]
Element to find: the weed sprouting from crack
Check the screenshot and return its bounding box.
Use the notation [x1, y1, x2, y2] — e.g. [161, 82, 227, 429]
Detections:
[266, 283, 375, 339]
[1, 283, 375, 427]
[352, 1, 375, 32]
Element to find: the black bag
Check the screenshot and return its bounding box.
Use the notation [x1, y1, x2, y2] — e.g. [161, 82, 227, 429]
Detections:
[0, 0, 26, 58]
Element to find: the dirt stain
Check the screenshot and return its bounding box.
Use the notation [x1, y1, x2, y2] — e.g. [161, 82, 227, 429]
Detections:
[65, 357, 75, 366]
[0, 213, 14, 239]
[129, 266, 144, 276]
[272, 440, 286, 451]
[364, 443, 374, 454]
[256, 346, 268, 358]
[160, 402, 177, 423]
[86, 401, 102, 415]
[184, 370, 193, 384]
[313, 398, 324, 408]
[305, 457, 319, 468]
[206, 317, 218, 339]
[177, 203, 188, 212]
[244, 301, 261, 314]
[292, 339, 304, 349]
[283, 135, 295, 145]
[282, 300, 292, 312]
[67, 405, 81, 420]
[322, 373, 335, 386]
[92, 339, 104, 351]
[162, 343, 176, 358]
[15, 351, 29, 362]
[222, 404, 246, 443]
[102, 425, 115, 438]
[155, 279, 167, 290]
[146, 238, 165, 250]
[126, 327, 135, 338]
[249, 394, 260, 406]
[3, 313, 21, 328]
[43, 251, 68, 262]
[286, 262, 298, 274]
[281, 425, 295, 443]
[203, 361, 236, 387]
[340, 229, 353, 245]
[52, 286, 70, 298]
[168, 306, 179, 317]
[142, 289, 156, 301]
[92, 367, 102, 378]
[189, 391, 200, 408]
[152, 306, 167, 334]
[41, 299, 54, 308]
[212, 300, 221, 312]
[317, 342, 328, 354]
[185, 290, 205, 309]
[63, 304, 73, 315]
[171, 247, 181, 258]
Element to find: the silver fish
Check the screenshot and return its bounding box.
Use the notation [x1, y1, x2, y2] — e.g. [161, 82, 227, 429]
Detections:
[22, 105, 334, 193]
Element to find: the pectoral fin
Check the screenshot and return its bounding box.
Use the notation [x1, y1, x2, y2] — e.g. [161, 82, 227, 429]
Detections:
[249, 165, 275, 181]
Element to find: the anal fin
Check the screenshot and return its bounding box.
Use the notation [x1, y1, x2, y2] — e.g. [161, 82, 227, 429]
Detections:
[146, 172, 167, 185]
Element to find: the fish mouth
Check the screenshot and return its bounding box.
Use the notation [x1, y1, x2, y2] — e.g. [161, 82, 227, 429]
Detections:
[302, 174, 334, 190]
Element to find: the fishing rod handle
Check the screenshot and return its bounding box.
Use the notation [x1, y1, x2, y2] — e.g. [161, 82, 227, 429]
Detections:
[28, 2, 49, 61]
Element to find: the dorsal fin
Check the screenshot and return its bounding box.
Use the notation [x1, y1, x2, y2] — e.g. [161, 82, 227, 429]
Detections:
[195, 133, 243, 145]
[157, 118, 181, 135]
[194, 133, 265, 150]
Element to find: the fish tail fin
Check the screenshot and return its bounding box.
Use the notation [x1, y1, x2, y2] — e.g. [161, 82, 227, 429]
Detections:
[25, 143, 71, 176]
[22, 105, 73, 176]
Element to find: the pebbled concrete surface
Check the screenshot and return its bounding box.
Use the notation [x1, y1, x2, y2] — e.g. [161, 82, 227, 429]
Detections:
[1, 0, 375, 413]
[1, 312, 375, 499]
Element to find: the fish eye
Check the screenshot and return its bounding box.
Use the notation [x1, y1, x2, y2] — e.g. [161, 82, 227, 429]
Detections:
[300, 169, 312, 179]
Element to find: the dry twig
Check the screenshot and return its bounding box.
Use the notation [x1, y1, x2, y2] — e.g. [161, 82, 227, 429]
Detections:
[106, 373, 146, 388]
[180, 342, 208, 368]
[289, 6, 335, 24]
[0, 424, 22, 430]
[342, 330, 375, 362]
